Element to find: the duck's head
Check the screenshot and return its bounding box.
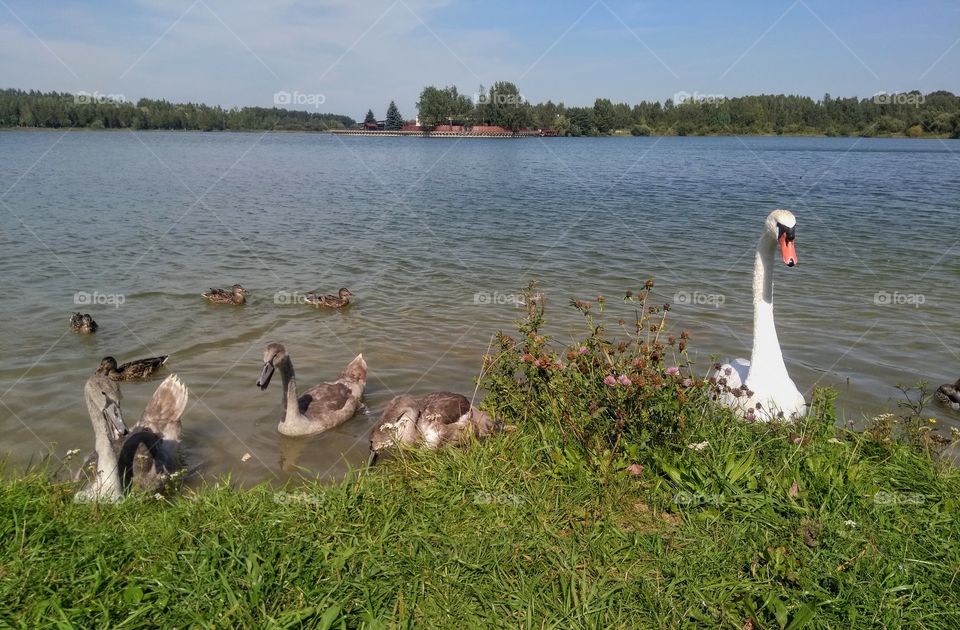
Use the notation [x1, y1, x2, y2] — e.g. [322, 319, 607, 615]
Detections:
[764, 209, 798, 267]
[338, 288, 354, 299]
[232, 284, 247, 296]
[97, 356, 119, 374]
[80, 315, 97, 333]
[369, 394, 419, 460]
[84, 375, 129, 441]
[256, 342, 288, 390]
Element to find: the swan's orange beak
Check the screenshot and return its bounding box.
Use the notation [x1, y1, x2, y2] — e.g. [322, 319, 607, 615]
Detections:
[779, 233, 798, 267]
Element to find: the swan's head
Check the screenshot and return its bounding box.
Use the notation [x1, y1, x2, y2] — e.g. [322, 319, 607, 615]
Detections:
[84, 375, 129, 441]
[765, 209, 798, 267]
[339, 353, 367, 385]
[369, 394, 420, 457]
[256, 342, 288, 390]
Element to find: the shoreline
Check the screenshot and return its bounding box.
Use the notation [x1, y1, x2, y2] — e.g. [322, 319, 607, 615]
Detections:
[1, 126, 955, 140]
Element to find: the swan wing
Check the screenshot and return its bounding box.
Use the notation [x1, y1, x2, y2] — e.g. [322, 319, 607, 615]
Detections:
[419, 392, 471, 426]
[137, 374, 188, 441]
[301, 382, 354, 417]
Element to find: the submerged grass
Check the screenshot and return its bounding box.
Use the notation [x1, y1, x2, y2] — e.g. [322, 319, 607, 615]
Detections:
[2, 285, 958, 628]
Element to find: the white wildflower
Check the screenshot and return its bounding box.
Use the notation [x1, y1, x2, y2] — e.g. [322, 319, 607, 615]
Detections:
[843, 519, 857, 527]
[687, 440, 709, 452]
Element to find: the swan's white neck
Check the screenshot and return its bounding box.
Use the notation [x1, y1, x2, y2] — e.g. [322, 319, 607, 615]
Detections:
[81, 396, 124, 503]
[278, 357, 308, 426]
[747, 234, 790, 386]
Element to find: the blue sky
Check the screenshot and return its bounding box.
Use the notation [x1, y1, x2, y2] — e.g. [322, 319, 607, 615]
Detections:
[1, 0, 957, 119]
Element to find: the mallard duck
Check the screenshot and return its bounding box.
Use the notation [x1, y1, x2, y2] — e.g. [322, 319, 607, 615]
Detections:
[97, 355, 169, 381]
[305, 288, 353, 309]
[935, 378, 960, 411]
[75, 373, 188, 503]
[368, 392, 500, 463]
[70, 312, 98, 334]
[202, 284, 247, 305]
[256, 343, 367, 437]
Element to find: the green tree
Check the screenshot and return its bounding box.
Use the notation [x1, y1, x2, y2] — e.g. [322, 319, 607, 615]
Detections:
[385, 101, 404, 130]
[593, 98, 615, 133]
[416, 85, 472, 128]
[479, 82, 531, 131]
[364, 109, 376, 125]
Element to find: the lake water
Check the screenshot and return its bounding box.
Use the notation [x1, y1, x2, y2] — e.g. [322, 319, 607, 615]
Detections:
[1, 131, 958, 485]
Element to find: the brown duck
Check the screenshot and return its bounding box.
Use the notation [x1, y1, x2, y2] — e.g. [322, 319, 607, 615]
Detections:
[202, 284, 247, 305]
[70, 312, 98, 334]
[305, 288, 353, 309]
[97, 355, 169, 381]
[935, 378, 960, 411]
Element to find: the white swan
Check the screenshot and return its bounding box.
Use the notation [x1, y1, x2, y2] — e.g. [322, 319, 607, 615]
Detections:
[76, 373, 188, 503]
[717, 209, 806, 421]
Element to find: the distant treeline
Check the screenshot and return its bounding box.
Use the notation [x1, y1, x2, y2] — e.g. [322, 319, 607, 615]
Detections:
[414, 83, 960, 137]
[0, 89, 355, 131]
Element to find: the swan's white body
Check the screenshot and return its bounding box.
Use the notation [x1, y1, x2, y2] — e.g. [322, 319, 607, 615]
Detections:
[718, 210, 806, 421]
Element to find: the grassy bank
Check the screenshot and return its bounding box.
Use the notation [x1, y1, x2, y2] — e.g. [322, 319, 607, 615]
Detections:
[2, 286, 958, 628]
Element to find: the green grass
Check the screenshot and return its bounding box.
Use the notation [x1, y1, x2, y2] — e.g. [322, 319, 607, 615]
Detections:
[2, 286, 958, 628]
[1, 409, 958, 628]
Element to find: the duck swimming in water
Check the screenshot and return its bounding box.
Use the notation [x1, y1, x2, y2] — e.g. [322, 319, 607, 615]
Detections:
[368, 392, 501, 464]
[75, 373, 188, 503]
[70, 312, 98, 334]
[97, 355, 169, 381]
[935, 378, 960, 411]
[202, 284, 247, 305]
[256, 343, 367, 437]
[305, 288, 353, 309]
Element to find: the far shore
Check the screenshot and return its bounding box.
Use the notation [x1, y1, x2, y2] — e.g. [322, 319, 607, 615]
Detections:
[2, 126, 956, 140]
